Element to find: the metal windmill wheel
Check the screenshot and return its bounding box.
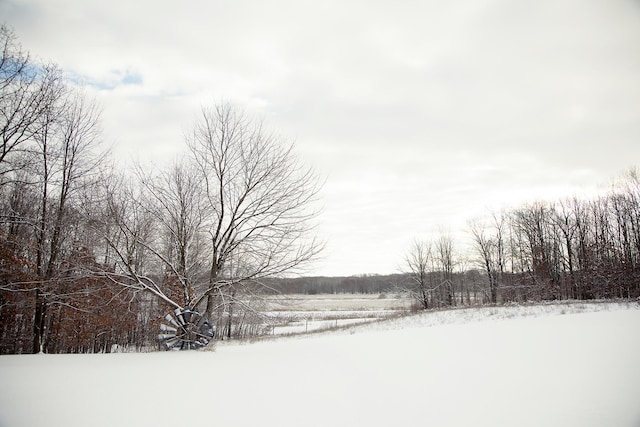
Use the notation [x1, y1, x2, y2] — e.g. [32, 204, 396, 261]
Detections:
[158, 308, 215, 350]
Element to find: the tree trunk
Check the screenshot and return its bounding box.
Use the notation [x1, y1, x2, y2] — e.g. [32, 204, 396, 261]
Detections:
[32, 288, 46, 353]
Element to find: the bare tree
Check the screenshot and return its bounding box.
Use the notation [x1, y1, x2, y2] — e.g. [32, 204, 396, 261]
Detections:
[435, 233, 455, 306]
[552, 199, 579, 299]
[30, 91, 105, 352]
[95, 104, 323, 340]
[135, 160, 209, 308]
[469, 219, 499, 304]
[404, 239, 432, 309]
[96, 173, 172, 305]
[512, 203, 563, 300]
[0, 25, 63, 182]
[0, 29, 135, 353]
[186, 104, 322, 317]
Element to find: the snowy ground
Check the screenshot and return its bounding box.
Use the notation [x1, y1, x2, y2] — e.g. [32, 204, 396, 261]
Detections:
[1, 301, 639, 427]
[265, 293, 412, 312]
[264, 293, 411, 335]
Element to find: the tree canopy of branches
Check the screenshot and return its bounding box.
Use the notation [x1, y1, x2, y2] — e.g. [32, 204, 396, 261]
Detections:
[401, 233, 460, 309]
[94, 104, 323, 337]
[0, 25, 63, 182]
[0, 26, 136, 354]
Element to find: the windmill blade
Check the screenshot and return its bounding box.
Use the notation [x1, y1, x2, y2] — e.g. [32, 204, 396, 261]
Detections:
[157, 333, 177, 341]
[201, 322, 215, 338]
[160, 324, 177, 333]
[164, 313, 180, 328]
[196, 313, 207, 328]
[162, 337, 181, 350]
[174, 308, 186, 325]
[192, 330, 213, 340]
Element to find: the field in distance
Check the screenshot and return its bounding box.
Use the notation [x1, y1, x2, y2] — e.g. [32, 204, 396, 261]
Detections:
[262, 293, 412, 335]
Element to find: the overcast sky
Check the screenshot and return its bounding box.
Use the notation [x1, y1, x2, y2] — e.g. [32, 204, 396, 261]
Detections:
[3, 0, 640, 276]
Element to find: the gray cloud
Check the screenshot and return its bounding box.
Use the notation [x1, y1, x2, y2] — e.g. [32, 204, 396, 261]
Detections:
[4, 0, 640, 275]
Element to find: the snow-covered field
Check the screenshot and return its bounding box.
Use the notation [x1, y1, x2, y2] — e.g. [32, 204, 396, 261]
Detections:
[265, 293, 412, 312]
[1, 301, 639, 427]
[264, 293, 411, 335]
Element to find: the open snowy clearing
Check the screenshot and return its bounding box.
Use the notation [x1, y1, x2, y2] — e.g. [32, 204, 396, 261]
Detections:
[1, 302, 639, 427]
[263, 293, 411, 335]
[265, 293, 412, 312]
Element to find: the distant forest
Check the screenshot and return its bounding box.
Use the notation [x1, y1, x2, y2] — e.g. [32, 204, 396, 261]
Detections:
[268, 274, 409, 295]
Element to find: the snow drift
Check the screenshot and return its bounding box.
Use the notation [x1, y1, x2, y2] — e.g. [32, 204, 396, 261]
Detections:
[1, 302, 639, 427]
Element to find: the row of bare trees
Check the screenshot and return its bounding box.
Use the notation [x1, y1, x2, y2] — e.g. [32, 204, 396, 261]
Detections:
[405, 171, 640, 309]
[0, 27, 322, 353]
[0, 25, 147, 353]
[469, 173, 640, 303]
[403, 235, 482, 309]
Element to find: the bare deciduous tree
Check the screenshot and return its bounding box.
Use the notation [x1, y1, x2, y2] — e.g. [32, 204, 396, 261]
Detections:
[0, 25, 64, 183]
[96, 104, 323, 335]
[31, 91, 105, 352]
[469, 219, 499, 304]
[404, 239, 432, 309]
[187, 105, 323, 317]
[435, 233, 455, 306]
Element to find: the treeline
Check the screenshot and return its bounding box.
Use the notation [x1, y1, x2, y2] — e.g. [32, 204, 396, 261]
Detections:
[403, 171, 640, 310]
[0, 26, 159, 354]
[267, 274, 407, 294]
[469, 174, 640, 303]
[273, 173, 640, 309]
